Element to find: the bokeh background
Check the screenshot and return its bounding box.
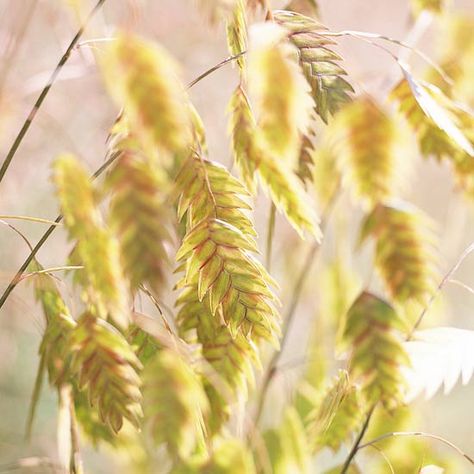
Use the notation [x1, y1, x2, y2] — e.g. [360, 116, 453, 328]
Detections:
[1, 0, 474, 472]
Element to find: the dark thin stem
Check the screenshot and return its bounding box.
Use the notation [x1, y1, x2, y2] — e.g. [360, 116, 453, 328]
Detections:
[186, 52, 246, 89]
[0, 152, 119, 311]
[0, 0, 107, 185]
[340, 406, 375, 474]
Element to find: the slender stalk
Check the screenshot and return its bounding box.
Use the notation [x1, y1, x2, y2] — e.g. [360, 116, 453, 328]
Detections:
[253, 192, 340, 428]
[186, 52, 246, 89]
[69, 392, 84, 474]
[0, 0, 108, 185]
[0, 215, 62, 225]
[408, 241, 474, 339]
[340, 406, 375, 474]
[25, 354, 45, 440]
[0, 153, 118, 311]
[359, 431, 474, 466]
[265, 202, 276, 271]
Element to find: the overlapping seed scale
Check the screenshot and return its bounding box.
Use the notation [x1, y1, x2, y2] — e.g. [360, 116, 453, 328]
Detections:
[274, 10, 353, 122]
[70, 314, 143, 433]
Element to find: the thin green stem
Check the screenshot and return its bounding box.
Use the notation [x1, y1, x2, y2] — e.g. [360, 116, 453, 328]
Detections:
[265, 202, 276, 271]
[252, 191, 340, 428]
[359, 431, 474, 466]
[0, 0, 107, 185]
[186, 52, 246, 89]
[340, 406, 375, 474]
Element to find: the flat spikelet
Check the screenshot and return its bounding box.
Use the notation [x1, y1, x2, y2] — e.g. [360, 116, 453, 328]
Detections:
[343, 291, 409, 409]
[175, 154, 280, 341]
[226, 0, 247, 72]
[228, 86, 258, 192]
[274, 10, 353, 123]
[176, 284, 268, 430]
[304, 370, 352, 452]
[176, 154, 255, 237]
[106, 147, 171, 295]
[54, 155, 129, 325]
[316, 382, 363, 451]
[174, 154, 280, 431]
[360, 202, 439, 305]
[391, 76, 474, 159]
[391, 79, 455, 161]
[296, 124, 317, 184]
[70, 313, 143, 433]
[392, 78, 474, 198]
[201, 324, 260, 398]
[248, 22, 314, 163]
[33, 267, 76, 387]
[228, 85, 321, 238]
[143, 349, 208, 460]
[102, 33, 191, 157]
[53, 154, 129, 327]
[334, 96, 401, 206]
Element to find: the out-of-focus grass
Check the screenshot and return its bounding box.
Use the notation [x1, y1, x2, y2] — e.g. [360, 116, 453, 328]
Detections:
[0, 0, 474, 471]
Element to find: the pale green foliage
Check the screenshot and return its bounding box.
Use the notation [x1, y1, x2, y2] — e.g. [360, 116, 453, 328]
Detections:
[365, 406, 461, 472]
[70, 313, 143, 433]
[103, 33, 191, 158]
[203, 439, 256, 473]
[360, 202, 439, 305]
[53, 154, 130, 327]
[228, 85, 321, 238]
[143, 349, 208, 460]
[333, 96, 402, 205]
[343, 291, 409, 409]
[260, 407, 310, 474]
[274, 10, 353, 123]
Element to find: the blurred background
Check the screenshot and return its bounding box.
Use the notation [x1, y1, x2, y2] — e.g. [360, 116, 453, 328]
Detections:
[0, 0, 474, 472]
